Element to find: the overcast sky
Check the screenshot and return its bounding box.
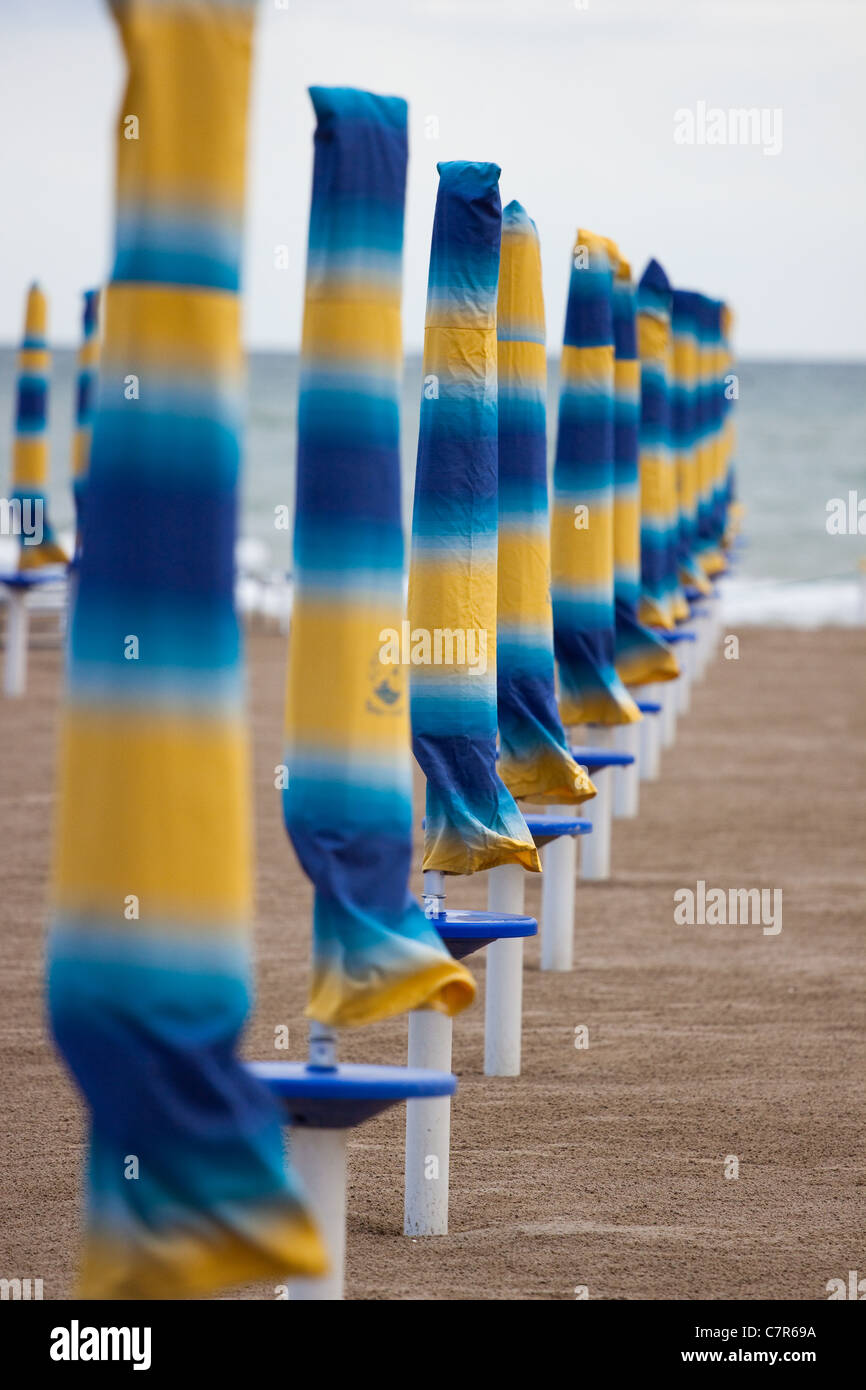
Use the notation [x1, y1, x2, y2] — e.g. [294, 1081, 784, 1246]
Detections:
[1, 0, 864, 357]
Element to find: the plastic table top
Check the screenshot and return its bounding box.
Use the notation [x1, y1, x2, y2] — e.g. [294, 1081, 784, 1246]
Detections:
[249, 1060, 456, 1129]
[570, 746, 635, 772]
[431, 908, 537, 961]
[525, 814, 592, 845]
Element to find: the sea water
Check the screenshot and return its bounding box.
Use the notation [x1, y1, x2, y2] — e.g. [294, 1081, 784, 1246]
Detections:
[0, 350, 863, 626]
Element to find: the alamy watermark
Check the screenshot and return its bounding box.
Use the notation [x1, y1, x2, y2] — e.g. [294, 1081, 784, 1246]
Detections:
[1, 1276, 43, 1299]
[674, 880, 782, 935]
[379, 621, 488, 676]
[674, 102, 783, 157]
[826, 490, 865, 535]
[0, 497, 43, 546]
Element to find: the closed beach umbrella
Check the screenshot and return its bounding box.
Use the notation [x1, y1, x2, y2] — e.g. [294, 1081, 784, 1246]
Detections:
[608, 243, 680, 684]
[551, 228, 640, 725]
[693, 293, 727, 576]
[10, 283, 67, 570]
[48, 0, 326, 1298]
[636, 258, 687, 628]
[284, 89, 475, 1026]
[410, 161, 539, 874]
[717, 304, 745, 547]
[71, 288, 101, 548]
[670, 288, 713, 595]
[717, 301, 740, 547]
[496, 200, 594, 803]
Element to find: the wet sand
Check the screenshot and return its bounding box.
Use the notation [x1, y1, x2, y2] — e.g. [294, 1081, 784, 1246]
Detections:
[1, 623, 864, 1300]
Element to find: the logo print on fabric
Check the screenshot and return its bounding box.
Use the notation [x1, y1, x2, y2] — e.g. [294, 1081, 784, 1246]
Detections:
[367, 653, 403, 715]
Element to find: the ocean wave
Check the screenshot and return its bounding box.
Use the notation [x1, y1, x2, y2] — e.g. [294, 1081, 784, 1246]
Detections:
[718, 576, 863, 628]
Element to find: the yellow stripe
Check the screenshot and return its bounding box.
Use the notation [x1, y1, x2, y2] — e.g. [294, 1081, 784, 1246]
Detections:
[78, 339, 100, 369]
[113, 5, 254, 215]
[101, 283, 241, 374]
[12, 437, 48, 488]
[613, 495, 641, 569]
[287, 603, 413, 749]
[551, 501, 614, 587]
[423, 326, 497, 382]
[23, 284, 47, 338]
[309, 957, 476, 1028]
[614, 358, 640, 391]
[18, 347, 49, 375]
[53, 709, 252, 926]
[560, 343, 614, 387]
[497, 532, 551, 625]
[498, 339, 545, 380]
[408, 553, 497, 633]
[79, 1206, 328, 1300]
[638, 315, 669, 359]
[302, 299, 401, 365]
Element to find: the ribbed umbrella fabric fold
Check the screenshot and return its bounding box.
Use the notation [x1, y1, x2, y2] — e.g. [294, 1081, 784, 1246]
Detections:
[71, 288, 101, 549]
[670, 288, 713, 595]
[284, 89, 476, 1024]
[636, 258, 687, 629]
[551, 228, 640, 725]
[10, 283, 67, 570]
[496, 200, 595, 804]
[48, 0, 327, 1300]
[607, 243, 680, 684]
[409, 162, 540, 874]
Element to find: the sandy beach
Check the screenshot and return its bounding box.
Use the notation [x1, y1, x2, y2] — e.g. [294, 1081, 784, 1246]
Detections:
[1, 622, 863, 1301]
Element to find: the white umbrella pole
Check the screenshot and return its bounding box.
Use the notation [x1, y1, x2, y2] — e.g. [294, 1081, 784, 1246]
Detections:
[579, 727, 613, 881]
[677, 634, 695, 714]
[694, 611, 713, 682]
[638, 683, 662, 782]
[287, 1022, 347, 1302]
[287, 1126, 348, 1301]
[484, 863, 525, 1075]
[405, 867, 452, 1234]
[611, 718, 640, 818]
[539, 819, 576, 971]
[660, 676, 679, 749]
[405, 1008, 452, 1235]
[3, 588, 29, 699]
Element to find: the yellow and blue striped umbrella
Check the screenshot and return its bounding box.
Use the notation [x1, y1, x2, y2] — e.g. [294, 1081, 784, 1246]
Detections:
[409, 163, 540, 874]
[71, 288, 101, 548]
[10, 283, 67, 571]
[551, 229, 640, 726]
[48, 0, 327, 1299]
[284, 90, 475, 1025]
[636, 258, 687, 629]
[719, 302, 742, 545]
[670, 288, 713, 595]
[496, 201, 594, 804]
[608, 244, 680, 685]
[694, 293, 727, 576]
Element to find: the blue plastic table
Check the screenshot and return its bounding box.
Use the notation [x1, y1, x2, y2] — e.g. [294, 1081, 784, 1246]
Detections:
[249, 1060, 457, 1129]
[570, 745, 635, 773]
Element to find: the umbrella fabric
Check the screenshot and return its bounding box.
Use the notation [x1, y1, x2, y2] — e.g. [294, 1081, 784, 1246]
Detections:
[285, 91, 475, 1023]
[694, 294, 727, 576]
[71, 288, 101, 549]
[11, 284, 67, 571]
[551, 228, 640, 726]
[636, 258, 687, 629]
[48, 0, 326, 1300]
[719, 303, 742, 545]
[670, 288, 713, 595]
[496, 201, 595, 805]
[410, 162, 540, 874]
[607, 243, 680, 685]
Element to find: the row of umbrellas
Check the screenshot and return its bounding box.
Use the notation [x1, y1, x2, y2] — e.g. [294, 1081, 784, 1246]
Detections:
[5, 0, 737, 1299]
